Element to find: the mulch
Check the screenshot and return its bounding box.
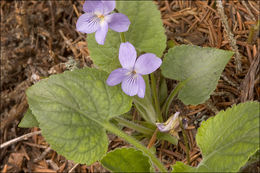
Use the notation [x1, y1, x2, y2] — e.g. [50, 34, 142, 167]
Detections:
[1, 0, 259, 172]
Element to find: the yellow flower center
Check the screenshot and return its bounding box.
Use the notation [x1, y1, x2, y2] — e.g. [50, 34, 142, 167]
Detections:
[97, 14, 105, 20]
[97, 14, 105, 22]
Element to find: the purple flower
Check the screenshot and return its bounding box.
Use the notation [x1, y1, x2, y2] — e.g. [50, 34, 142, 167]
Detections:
[106, 42, 162, 98]
[156, 112, 180, 132]
[76, 0, 130, 45]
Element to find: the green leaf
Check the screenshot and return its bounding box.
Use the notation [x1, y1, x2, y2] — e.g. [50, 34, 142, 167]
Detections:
[172, 161, 196, 172]
[246, 150, 260, 164]
[196, 102, 260, 172]
[116, 1, 166, 57]
[87, 31, 121, 73]
[157, 132, 178, 145]
[161, 45, 233, 105]
[101, 148, 152, 172]
[172, 101, 260, 172]
[27, 67, 132, 165]
[87, 1, 166, 73]
[239, 150, 260, 172]
[19, 108, 39, 128]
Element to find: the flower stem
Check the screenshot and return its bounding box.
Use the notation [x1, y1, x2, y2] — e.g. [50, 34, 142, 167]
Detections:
[150, 73, 163, 122]
[104, 122, 168, 172]
[161, 81, 184, 117]
[114, 117, 153, 135]
[120, 32, 126, 43]
[179, 119, 190, 165]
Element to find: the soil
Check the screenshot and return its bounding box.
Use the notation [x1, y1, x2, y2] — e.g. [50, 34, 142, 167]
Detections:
[1, 1, 259, 172]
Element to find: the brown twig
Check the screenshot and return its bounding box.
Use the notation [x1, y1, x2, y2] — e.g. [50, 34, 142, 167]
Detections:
[68, 163, 79, 173]
[59, 29, 78, 58]
[48, 0, 55, 36]
[242, 1, 256, 21]
[216, 0, 242, 73]
[0, 131, 41, 149]
[34, 147, 52, 162]
[240, 55, 260, 102]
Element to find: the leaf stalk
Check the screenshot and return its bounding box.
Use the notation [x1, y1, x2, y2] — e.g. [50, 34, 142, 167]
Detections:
[150, 73, 163, 122]
[161, 82, 184, 117]
[114, 117, 153, 135]
[179, 119, 190, 165]
[104, 122, 168, 172]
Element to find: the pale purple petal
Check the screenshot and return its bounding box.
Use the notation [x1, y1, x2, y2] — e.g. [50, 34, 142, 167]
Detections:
[106, 13, 130, 32]
[102, 0, 115, 14]
[106, 68, 128, 86]
[137, 75, 145, 98]
[83, 1, 104, 14]
[76, 13, 100, 34]
[95, 22, 108, 45]
[119, 42, 137, 70]
[170, 112, 180, 123]
[156, 123, 171, 132]
[156, 112, 180, 132]
[134, 53, 162, 75]
[121, 74, 139, 96]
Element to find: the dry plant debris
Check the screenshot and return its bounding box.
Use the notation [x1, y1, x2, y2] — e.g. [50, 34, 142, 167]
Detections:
[1, 0, 259, 172]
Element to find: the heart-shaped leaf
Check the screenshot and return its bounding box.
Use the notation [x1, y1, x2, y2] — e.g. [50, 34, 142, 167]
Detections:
[172, 101, 260, 172]
[101, 148, 152, 172]
[27, 68, 132, 164]
[161, 45, 233, 105]
[19, 108, 39, 128]
[87, 1, 166, 73]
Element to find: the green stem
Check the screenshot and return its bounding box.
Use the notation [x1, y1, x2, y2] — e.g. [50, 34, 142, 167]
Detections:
[120, 32, 126, 43]
[114, 117, 153, 135]
[104, 122, 168, 172]
[179, 119, 190, 165]
[150, 73, 163, 122]
[161, 82, 184, 117]
[133, 76, 157, 123]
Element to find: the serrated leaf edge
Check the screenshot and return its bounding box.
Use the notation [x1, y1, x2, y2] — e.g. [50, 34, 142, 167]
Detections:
[196, 102, 260, 171]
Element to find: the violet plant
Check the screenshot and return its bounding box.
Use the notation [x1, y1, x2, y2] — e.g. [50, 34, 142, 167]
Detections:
[20, 1, 259, 172]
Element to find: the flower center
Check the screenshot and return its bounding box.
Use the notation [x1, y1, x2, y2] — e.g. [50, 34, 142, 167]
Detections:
[97, 14, 104, 19]
[131, 70, 139, 79]
[132, 70, 137, 75]
[126, 70, 138, 78]
[96, 14, 105, 23]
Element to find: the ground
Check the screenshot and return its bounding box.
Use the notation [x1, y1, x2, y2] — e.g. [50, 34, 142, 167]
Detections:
[1, 0, 259, 172]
